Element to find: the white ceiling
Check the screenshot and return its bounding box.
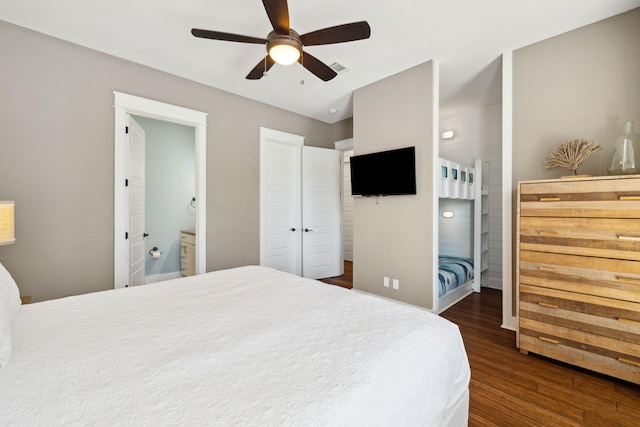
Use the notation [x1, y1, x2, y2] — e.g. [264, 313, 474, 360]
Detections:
[2, 0, 639, 123]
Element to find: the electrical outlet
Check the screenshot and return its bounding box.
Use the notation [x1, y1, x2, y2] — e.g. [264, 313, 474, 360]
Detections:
[392, 279, 399, 290]
[383, 276, 390, 287]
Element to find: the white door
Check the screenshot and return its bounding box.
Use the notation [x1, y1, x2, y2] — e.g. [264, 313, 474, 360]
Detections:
[302, 146, 342, 279]
[128, 116, 146, 286]
[260, 133, 303, 276]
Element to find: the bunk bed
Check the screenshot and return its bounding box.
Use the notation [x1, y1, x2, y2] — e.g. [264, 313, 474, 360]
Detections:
[436, 158, 488, 313]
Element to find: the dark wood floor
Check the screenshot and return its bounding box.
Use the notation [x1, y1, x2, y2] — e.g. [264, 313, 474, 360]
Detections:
[322, 264, 640, 426]
[441, 288, 640, 426]
[319, 261, 353, 289]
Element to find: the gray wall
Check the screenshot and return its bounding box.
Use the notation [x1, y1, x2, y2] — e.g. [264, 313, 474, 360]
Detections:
[0, 21, 337, 302]
[352, 62, 435, 309]
[511, 8, 640, 312]
[332, 118, 354, 142]
[133, 116, 196, 278]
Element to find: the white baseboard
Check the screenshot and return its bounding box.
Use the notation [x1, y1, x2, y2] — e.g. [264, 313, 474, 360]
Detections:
[351, 288, 434, 313]
[145, 271, 182, 284]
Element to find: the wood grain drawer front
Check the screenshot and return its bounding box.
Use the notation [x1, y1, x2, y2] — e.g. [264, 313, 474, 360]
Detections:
[519, 334, 640, 385]
[520, 251, 640, 303]
[519, 292, 640, 343]
[181, 232, 196, 245]
[519, 317, 640, 366]
[520, 284, 640, 325]
[519, 288, 640, 385]
[520, 179, 640, 218]
[520, 217, 640, 261]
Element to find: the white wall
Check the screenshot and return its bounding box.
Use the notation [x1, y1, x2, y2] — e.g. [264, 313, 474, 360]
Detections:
[134, 116, 196, 277]
[438, 199, 473, 258]
[440, 103, 502, 289]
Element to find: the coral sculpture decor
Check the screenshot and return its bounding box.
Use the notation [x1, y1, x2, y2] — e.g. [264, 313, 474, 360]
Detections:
[544, 139, 602, 175]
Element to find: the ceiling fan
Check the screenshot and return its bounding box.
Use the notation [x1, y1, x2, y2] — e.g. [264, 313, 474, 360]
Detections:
[191, 0, 371, 81]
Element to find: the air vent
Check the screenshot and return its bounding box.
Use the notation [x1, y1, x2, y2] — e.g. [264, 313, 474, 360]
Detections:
[329, 62, 350, 74]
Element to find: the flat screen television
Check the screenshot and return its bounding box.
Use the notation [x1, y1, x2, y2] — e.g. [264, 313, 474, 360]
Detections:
[350, 146, 416, 196]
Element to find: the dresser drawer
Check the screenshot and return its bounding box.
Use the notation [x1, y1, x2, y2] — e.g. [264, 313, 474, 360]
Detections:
[519, 285, 640, 384]
[181, 231, 196, 245]
[520, 216, 640, 261]
[519, 334, 640, 385]
[519, 250, 640, 303]
[519, 284, 640, 333]
[519, 178, 640, 218]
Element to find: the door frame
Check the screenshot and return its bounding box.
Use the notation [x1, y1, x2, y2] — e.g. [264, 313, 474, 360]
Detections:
[113, 92, 207, 289]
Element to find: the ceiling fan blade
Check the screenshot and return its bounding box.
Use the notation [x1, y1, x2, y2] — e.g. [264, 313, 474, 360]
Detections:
[191, 28, 266, 44]
[299, 51, 337, 82]
[300, 21, 371, 46]
[246, 55, 276, 80]
[262, 0, 290, 35]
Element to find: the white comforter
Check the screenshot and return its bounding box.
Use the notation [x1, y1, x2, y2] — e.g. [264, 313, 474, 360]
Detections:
[0, 266, 469, 426]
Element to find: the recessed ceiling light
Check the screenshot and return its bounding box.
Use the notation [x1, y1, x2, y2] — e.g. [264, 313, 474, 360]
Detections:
[441, 130, 455, 140]
[328, 108, 338, 115]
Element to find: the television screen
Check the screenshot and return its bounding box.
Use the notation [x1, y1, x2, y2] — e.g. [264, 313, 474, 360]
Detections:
[350, 146, 416, 196]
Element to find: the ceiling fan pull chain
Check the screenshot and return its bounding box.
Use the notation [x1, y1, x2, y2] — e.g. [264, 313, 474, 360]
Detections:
[263, 55, 268, 76]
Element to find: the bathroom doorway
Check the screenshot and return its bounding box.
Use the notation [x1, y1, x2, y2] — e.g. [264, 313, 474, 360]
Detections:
[132, 115, 196, 284]
[113, 92, 207, 289]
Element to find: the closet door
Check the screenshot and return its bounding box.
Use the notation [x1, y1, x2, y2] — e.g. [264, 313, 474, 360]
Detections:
[302, 147, 342, 279]
[260, 136, 303, 276]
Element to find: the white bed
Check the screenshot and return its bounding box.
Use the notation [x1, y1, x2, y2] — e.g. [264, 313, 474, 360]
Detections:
[0, 264, 470, 426]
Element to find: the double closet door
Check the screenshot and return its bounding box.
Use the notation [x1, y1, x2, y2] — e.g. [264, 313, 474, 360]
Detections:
[260, 127, 342, 280]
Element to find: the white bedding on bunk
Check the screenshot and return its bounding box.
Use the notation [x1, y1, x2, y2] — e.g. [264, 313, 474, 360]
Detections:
[0, 265, 470, 426]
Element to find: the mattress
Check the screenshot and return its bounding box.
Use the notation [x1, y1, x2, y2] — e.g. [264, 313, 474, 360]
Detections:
[438, 256, 474, 297]
[0, 265, 470, 426]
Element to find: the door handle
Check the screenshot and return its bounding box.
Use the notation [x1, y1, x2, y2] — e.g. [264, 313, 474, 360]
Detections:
[143, 233, 149, 238]
[290, 228, 296, 232]
[304, 228, 313, 232]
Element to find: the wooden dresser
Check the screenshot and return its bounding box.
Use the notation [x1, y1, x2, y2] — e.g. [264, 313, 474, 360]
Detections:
[516, 175, 640, 384]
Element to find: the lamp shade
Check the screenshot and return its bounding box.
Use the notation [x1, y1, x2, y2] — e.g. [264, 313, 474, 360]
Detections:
[0, 201, 15, 245]
[269, 43, 300, 65]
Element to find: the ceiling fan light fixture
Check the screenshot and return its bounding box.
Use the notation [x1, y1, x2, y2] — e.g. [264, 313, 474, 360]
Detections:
[269, 43, 300, 65]
[191, 2, 371, 81]
[267, 31, 302, 65]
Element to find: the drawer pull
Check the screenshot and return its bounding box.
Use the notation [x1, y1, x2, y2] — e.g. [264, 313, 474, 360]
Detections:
[617, 235, 640, 242]
[618, 317, 640, 326]
[538, 302, 559, 309]
[538, 231, 559, 236]
[538, 337, 559, 345]
[616, 276, 640, 285]
[618, 357, 640, 367]
[538, 266, 558, 273]
[539, 197, 560, 202]
[619, 196, 640, 201]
